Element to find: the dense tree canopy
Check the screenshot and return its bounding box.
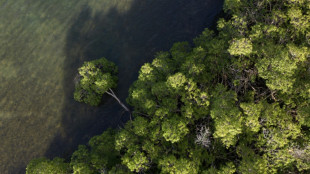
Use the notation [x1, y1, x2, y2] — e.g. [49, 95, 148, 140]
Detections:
[27, 0, 310, 173]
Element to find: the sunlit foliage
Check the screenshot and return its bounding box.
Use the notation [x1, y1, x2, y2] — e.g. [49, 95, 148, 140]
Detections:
[26, 158, 70, 174]
[73, 58, 118, 106]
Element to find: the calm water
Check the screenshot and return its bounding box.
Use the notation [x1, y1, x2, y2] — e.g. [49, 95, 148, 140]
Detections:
[0, 0, 223, 173]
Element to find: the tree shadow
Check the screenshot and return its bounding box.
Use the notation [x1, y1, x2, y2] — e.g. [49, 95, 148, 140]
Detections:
[44, 0, 223, 160]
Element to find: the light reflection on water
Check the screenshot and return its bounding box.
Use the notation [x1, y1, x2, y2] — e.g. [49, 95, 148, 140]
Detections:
[0, 0, 223, 173]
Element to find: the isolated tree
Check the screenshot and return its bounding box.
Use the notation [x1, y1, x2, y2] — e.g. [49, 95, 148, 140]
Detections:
[74, 57, 130, 112]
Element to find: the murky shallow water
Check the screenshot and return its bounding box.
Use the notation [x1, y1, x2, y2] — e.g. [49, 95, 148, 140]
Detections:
[0, 0, 223, 173]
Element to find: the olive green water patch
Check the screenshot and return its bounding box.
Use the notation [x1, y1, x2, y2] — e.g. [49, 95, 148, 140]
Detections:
[0, 1, 143, 172]
[0, 60, 18, 80]
[0, 1, 99, 173]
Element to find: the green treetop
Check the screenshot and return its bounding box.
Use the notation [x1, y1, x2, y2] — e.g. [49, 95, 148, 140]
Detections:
[26, 158, 70, 174]
[74, 57, 130, 112]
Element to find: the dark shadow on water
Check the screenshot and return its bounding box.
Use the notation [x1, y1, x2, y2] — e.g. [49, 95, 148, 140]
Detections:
[44, 0, 223, 161]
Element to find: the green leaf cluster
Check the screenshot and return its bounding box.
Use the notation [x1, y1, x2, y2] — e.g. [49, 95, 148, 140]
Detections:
[26, 158, 70, 174]
[74, 57, 118, 106]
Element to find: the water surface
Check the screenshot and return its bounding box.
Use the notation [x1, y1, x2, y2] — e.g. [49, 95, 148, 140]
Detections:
[0, 0, 223, 173]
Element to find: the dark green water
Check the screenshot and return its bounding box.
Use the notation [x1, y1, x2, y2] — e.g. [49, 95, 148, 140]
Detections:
[0, 0, 223, 173]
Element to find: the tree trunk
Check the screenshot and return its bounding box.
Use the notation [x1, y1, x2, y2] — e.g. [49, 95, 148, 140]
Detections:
[106, 88, 131, 118]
